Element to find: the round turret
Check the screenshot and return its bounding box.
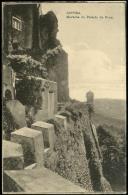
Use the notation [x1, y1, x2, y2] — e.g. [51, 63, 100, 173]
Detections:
[86, 91, 94, 104]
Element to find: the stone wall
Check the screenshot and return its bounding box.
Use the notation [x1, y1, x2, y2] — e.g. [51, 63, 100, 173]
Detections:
[39, 11, 69, 102]
[44, 115, 93, 192]
[3, 4, 39, 53]
[3, 4, 112, 193]
[47, 49, 69, 102]
[3, 65, 15, 99]
[3, 115, 87, 193]
[15, 78, 57, 122]
[3, 100, 113, 193]
[3, 5, 69, 103]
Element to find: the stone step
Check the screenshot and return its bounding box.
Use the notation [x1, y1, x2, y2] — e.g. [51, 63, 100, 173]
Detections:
[24, 163, 37, 170]
[55, 114, 67, 130]
[4, 167, 86, 193]
[32, 121, 55, 150]
[11, 127, 44, 167]
[3, 140, 24, 170]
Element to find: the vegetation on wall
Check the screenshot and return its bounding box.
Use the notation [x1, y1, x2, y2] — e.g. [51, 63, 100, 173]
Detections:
[44, 102, 112, 192]
[6, 44, 64, 107]
[40, 45, 63, 65]
[7, 45, 63, 75]
[97, 125, 126, 191]
[5, 46, 63, 131]
[68, 100, 126, 192]
[44, 105, 93, 191]
[7, 54, 48, 78]
[15, 77, 43, 108]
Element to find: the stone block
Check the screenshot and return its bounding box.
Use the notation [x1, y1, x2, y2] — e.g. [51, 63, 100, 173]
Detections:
[24, 163, 37, 170]
[32, 121, 55, 150]
[55, 114, 67, 130]
[3, 168, 86, 193]
[3, 140, 24, 170]
[11, 127, 44, 167]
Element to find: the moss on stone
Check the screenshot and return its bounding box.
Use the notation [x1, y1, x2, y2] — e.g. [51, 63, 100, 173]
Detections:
[45, 102, 112, 192]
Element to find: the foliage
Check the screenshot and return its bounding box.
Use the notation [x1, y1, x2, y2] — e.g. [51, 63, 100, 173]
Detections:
[44, 108, 93, 192]
[62, 101, 125, 191]
[7, 55, 48, 78]
[7, 44, 63, 77]
[6, 46, 63, 108]
[79, 115, 111, 192]
[97, 125, 126, 191]
[44, 102, 112, 192]
[40, 45, 63, 64]
[15, 77, 43, 108]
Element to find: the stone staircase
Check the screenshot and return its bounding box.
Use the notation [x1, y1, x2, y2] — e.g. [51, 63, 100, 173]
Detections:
[3, 114, 87, 193]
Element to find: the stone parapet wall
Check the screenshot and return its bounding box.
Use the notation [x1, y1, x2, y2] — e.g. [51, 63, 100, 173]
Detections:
[3, 114, 87, 193]
[3, 103, 112, 193]
[4, 168, 86, 193]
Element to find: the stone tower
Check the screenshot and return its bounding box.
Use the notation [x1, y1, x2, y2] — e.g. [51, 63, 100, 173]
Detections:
[39, 11, 69, 103]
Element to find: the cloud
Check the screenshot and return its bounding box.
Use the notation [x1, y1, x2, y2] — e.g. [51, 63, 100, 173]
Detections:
[67, 48, 125, 100]
[71, 42, 90, 51]
[40, 3, 125, 100]
[63, 42, 89, 53]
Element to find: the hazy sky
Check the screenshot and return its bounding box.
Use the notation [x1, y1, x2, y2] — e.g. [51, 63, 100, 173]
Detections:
[41, 2, 126, 101]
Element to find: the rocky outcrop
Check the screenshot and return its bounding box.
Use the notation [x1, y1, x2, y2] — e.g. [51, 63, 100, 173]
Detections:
[39, 11, 69, 102]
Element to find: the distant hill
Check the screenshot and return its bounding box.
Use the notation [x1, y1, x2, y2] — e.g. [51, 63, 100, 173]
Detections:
[93, 98, 126, 136]
[69, 98, 126, 135]
[93, 99, 126, 191]
[94, 98, 126, 121]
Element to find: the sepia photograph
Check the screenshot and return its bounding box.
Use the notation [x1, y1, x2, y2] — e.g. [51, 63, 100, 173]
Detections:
[2, 1, 126, 194]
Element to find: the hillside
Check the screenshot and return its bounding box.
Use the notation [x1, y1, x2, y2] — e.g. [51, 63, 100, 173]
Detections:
[93, 98, 126, 136]
[94, 98, 125, 121]
[70, 98, 125, 134]
[70, 98, 125, 127]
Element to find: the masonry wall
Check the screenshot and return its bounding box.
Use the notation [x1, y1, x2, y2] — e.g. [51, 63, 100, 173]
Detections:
[47, 50, 69, 102]
[3, 4, 39, 54]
